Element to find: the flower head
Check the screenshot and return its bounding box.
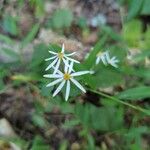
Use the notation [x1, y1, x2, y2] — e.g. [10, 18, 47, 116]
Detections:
[43, 61, 90, 101]
[96, 51, 119, 68]
[45, 43, 80, 74]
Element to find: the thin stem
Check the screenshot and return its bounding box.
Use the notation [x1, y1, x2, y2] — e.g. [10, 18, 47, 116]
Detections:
[87, 88, 150, 116]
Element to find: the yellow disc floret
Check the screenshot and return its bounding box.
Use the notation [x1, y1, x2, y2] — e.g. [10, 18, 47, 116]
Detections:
[58, 52, 64, 59]
[97, 51, 102, 56]
[63, 73, 71, 80]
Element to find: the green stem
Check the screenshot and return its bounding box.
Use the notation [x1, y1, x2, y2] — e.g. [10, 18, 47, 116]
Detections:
[87, 88, 150, 116]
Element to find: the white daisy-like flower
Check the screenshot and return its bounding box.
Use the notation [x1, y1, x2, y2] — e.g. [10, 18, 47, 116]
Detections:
[45, 43, 80, 74]
[43, 61, 90, 101]
[96, 51, 119, 68]
[96, 51, 109, 65]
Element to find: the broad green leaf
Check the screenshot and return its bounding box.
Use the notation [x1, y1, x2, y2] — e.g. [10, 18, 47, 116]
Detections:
[52, 9, 73, 29]
[141, 0, 150, 15]
[118, 86, 150, 100]
[127, 0, 143, 21]
[29, 43, 49, 71]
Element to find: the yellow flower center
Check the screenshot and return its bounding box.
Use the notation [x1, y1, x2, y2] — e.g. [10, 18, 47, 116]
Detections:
[97, 51, 102, 56]
[63, 73, 71, 80]
[58, 52, 64, 59]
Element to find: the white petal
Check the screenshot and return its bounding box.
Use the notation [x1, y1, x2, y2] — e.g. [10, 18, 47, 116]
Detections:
[110, 63, 118, 68]
[68, 61, 74, 73]
[104, 51, 110, 62]
[53, 59, 61, 74]
[96, 56, 100, 65]
[71, 71, 90, 77]
[65, 80, 70, 101]
[65, 52, 76, 56]
[43, 74, 62, 78]
[64, 56, 80, 63]
[46, 78, 63, 87]
[70, 78, 86, 93]
[45, 56, 57, 61]
[52, 66, 63, 75]
[101, 55, 107, 65]
[63, 59, 69, 73]
[45, 58, 58, 71]
[61, 43, 65, 53]
[49, 51, 57, 55]
[53, 80, 66, 97]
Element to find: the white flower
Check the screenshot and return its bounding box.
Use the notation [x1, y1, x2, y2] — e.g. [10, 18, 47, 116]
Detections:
[96, 51, 119, 68]
[43, 62, 90, 101]
[107, 56, 119, 68]
[96, 51, 109, 65]
[45, 43, 80, 74]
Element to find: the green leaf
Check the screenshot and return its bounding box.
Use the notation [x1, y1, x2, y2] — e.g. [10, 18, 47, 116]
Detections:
[122, 20, 142, 47]
[31, 136, 50, 150]
[84, 35, 108, 69]
[1, 47, 20, 61]
[0, 34, 14, 45]
[141, 0, 150, 15]
[21, 24, 40, 47]
[52, 9, 73, 29]
[29, 43, 49, 70]
[75, 103, 123, 131]
[127, 0, 144, 21]
[2, 15, 18, 35]
[118, 86, 150, 100]
[32, 114, 47, 128]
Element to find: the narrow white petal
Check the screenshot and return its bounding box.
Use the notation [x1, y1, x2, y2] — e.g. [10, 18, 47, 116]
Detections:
[53, 80, 66, 97]
[96, 56, 100, 65]
[65, 52, 76, 56]
[45, 58, 58, 71]
[52, 66, 63, 75]
[101, 55, 107, 65]
[61, 43, 65, 53]
[71, 71, 90, 77]
[65, 80, 70, 101]
[46, 78, 63, 87]
[53, 59, 61, 74]
[45, 56, 57, 61]
[49, 51, 57, 55]
[70, 78, 86, 93]
[110, 63, 118, 68]
[64, 59, 69, 73]
[43, 74, 62, 78]
[104, 51, 110, 62]
[63, 59, 75, 73]
[68, 61, 74, 74]
[64, 56, 80, 63]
